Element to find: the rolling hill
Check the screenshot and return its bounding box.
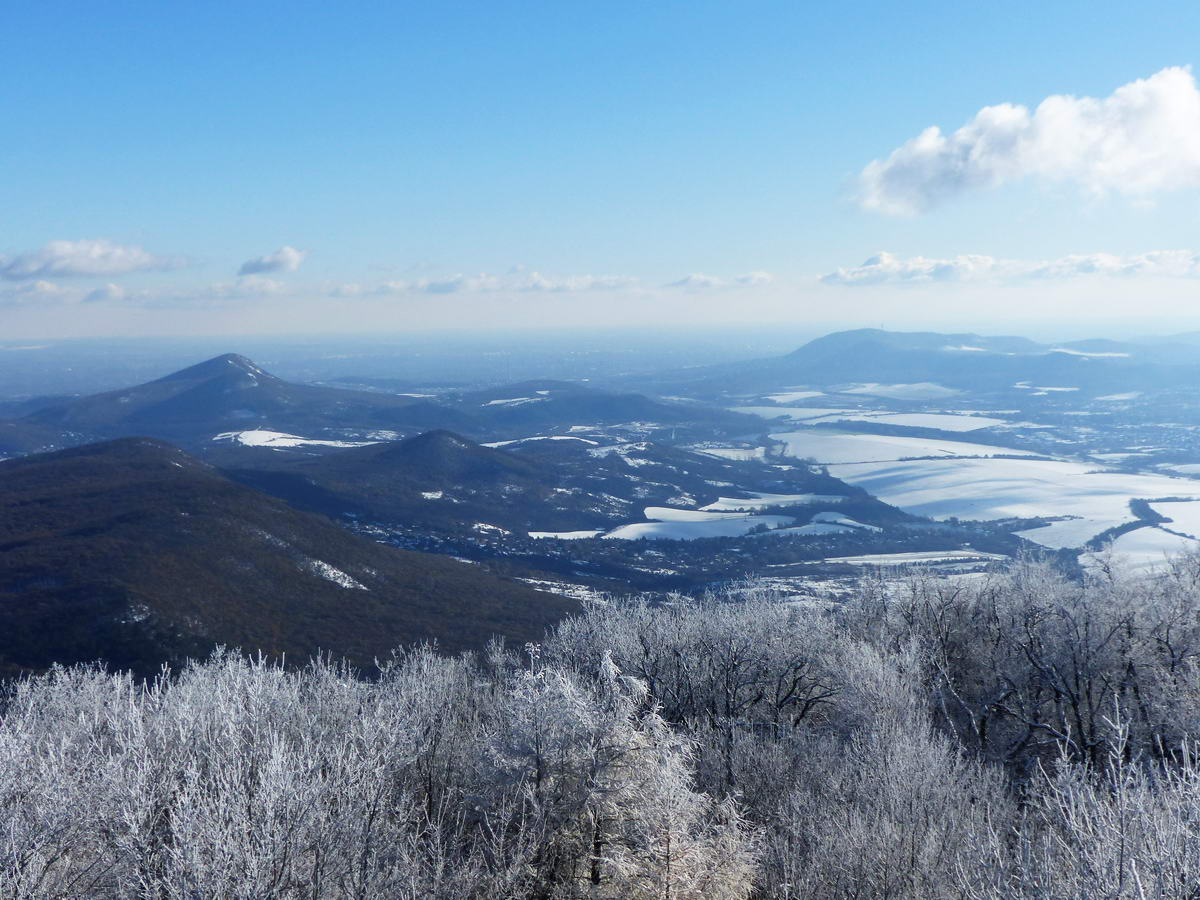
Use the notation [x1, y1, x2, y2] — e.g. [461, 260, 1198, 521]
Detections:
[637, 328, 1200, 399]
[0, 438, 577, 676]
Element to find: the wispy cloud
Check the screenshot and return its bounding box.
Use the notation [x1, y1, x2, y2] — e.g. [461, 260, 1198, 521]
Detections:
[238, 245, 307, 275]
[331, 270, 641, 296]
[0, 239, 184, 280]
[822, 249, 1200, 285]
[666, 272, 774, 290]
[858, 66, 1200, 215]
[82, 283, 127, 303]
[0, 280, 66, 306]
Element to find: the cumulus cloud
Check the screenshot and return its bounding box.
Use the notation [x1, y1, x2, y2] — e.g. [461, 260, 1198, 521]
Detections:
[0, 239, 183, 280]
[859, 66, 1200, 214]
[822, 249, 1200, 285]
[238, 245, 307, 275]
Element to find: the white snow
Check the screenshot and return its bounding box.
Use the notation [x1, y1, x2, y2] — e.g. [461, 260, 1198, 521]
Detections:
[1084, 526, 1200, 571]
[1162, 464, 1200, 476]
[603, 505, 796, 540]
[1050, 348, 1130, 358]
[484, 435, 599, 448]
[528, 530, 605, 540]
[699, 492, 848, 511]
[740, 408, 1007, 432]
[472, 523, 511, 535]
[772, 430, 1035, 464]
[735, 406, 861, 422]
[304, 559, 368, 590]
[810, 511, 882, 532]
[694, 446, 768, 461]
[483, 396, 546, 407]
[839, 382, 961, 400]
[421, 491, 444, 500]
[1152, 500, 1200, 539]
[756, 522, 858, 537]
[213, 430, 374, 450]
[765, 390, 826, 403]
[822, 456, 1200, 549]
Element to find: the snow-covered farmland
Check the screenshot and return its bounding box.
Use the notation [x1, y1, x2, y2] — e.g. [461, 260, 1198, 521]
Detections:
[838, 382, 960, 400]
[738, 408, 1007, 431]
[1153, 500, 1200, 539]
[528, 529, 606, 540]
[771, 430, 1034, 464]
[699, 491, 848, 511]
[1085, 526, 1200, 571]
[603, 506, 796, 540]
[213, 430, 375, 450]
[693, 446, 768, 462]
[765, 390, 826, 403]
[822, 456, 1200, 549]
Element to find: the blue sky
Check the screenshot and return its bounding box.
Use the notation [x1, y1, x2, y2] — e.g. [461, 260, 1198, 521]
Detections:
[4, 0, 1200, 337]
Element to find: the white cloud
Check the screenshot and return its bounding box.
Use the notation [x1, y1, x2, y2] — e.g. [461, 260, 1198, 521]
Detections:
[667, 271, 775, 290]
[83, 283, 127, 303]
[859, 66, 1200, 214]
[210, 275, 287, 298]
[333, 270, 641, 296]
[734, 270, 775, 286]
[238, 245, 307, 275]
[0, 280, 65, 306]
[667, 273, 725, 290]
[0, 239, 182, 280]
[822, 249, 1200, 285]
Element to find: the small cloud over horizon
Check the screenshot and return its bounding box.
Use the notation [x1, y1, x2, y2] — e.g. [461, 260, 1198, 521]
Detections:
[822, 249, 1200, 285]
[238, 245, 307, 275]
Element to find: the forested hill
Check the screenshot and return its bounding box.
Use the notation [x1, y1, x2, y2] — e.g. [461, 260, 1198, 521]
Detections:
[0, 437, 576, 675]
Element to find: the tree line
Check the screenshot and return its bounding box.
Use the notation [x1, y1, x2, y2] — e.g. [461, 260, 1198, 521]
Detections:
[5, 552, 1200, 897]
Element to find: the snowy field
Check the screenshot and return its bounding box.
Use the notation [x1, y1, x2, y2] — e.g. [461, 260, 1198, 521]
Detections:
[213, 430, 375, 450]
[693, 446, 768, 461]
[771, 430, 1034, 464]
[756, 512, 880, 538]
[838, 382, 960, 400]
[820, 456, 1200, 549]
[1163, 464, 1200, 476]
[1084, 526, 1200, 571]
[765, 390, 826, 403]
[739, 408, 1007, 432]
[603, 508, 797, 540]
[1152, 500, 1200, 539]
[700, 491, 848, 511]
[735, 406, 861, 421]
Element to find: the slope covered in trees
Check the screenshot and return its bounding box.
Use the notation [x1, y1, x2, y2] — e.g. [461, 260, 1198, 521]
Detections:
[0, 438, 576, 675]
[5, 555, 1200, 897]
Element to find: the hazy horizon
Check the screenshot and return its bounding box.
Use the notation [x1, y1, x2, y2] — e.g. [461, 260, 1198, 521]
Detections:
[5, 2, 1200, 339]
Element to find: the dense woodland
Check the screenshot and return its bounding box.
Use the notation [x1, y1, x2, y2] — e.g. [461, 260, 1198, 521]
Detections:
[6, 554, 1200, 898]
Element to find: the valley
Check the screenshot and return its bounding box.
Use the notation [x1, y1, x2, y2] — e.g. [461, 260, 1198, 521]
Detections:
[2, 325, 1199, 674]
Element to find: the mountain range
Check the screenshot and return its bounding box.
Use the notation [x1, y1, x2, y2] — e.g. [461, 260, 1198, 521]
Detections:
[640, 328, 1200, 399]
